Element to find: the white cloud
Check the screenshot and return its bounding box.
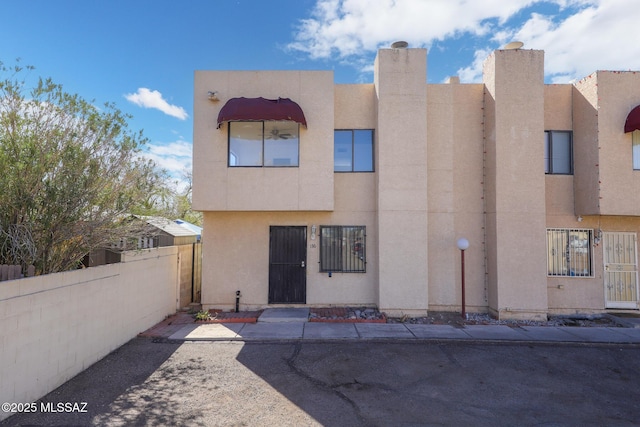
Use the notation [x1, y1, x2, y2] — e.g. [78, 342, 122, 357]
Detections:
[125, 88, 188, 120]
[147, 140, 192, 158]
[291, 0, 640, 83]
[514, 0, 640, 82]
[143, 140, 192, 179]
[288, 0, 537, 59]
[456, 48, 493, 83]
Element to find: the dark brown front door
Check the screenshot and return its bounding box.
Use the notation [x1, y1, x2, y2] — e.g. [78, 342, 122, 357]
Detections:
[269, 226, 306, 304]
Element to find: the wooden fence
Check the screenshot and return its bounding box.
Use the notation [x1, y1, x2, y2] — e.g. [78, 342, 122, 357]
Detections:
[0, 264, 35, 281]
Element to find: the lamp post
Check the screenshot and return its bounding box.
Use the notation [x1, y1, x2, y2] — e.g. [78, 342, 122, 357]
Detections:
[456, 238, 469, 319]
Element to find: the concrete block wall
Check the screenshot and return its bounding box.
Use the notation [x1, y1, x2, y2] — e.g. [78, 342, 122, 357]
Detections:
[0, 246, 178, 421]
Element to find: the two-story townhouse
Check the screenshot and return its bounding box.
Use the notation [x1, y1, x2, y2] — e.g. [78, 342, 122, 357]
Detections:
[193, 43, 640, 320]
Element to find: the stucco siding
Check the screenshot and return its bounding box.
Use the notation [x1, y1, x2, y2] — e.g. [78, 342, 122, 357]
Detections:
[427, 82, 486, 311]
[193, 70, 335, 211]
[195, 45, 640, 319]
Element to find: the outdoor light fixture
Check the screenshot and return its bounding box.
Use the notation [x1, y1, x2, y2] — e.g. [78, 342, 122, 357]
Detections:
[456, 238, 469, 319]
[311, 225, 316, 240]
[207, 91, 219, 101]
[457, 238, 469, 251]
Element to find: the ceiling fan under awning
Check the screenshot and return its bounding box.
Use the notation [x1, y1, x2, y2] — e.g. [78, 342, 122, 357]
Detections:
[267, 128, 293, 139]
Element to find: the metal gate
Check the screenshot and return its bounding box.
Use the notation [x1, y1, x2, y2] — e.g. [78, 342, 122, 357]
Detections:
[269, 226, 307, 304]
[604, 232, 639, 309]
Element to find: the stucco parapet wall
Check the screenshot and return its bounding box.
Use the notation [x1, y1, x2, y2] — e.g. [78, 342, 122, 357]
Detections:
[573, 70, 640, 216]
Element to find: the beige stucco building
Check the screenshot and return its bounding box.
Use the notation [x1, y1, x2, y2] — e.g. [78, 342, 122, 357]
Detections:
[193, 44, 640, 320]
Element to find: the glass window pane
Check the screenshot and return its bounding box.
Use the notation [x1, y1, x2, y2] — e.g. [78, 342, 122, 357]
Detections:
[551, 132, 572, 174]
[353, 130, 374, 172]
[547, 229, 567, 275]
[633, 131, 640, 170]
[568, 230, 591, 276]
[334, 131, 353, 171]
[264, 121, 299, 167]
[343, 226, 366, 272]
[544, 131, 550, 174]
[229, 122, 262, 166]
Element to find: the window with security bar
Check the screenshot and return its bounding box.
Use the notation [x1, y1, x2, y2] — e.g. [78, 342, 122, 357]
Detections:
[320, 226, 366, 272]
[546, 228, 594, 277]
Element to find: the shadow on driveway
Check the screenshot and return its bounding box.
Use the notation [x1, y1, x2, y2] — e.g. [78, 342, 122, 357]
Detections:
[3, 338, 640, 426]
[1, 338, 183, 426]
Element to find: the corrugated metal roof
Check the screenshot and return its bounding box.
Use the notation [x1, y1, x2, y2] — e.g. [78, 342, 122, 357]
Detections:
[138, 216, 199, 237]
[174, 219, 203, 236]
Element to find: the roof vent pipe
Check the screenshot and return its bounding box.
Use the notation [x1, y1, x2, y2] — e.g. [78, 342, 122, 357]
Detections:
[391, 41, 408, 48]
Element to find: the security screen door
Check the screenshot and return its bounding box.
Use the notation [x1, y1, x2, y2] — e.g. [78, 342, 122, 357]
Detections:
[603, 232, 639, 309]
[269, 226, 307, 304]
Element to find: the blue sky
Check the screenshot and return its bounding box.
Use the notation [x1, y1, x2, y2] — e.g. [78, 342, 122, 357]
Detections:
[1, 0, 638, 185]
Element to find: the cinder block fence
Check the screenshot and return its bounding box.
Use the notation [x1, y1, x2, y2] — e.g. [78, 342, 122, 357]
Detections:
[0, 247, 179, 421]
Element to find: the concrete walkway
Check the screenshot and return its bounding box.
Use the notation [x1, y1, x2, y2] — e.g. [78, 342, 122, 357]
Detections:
[165, 310, 640, 344]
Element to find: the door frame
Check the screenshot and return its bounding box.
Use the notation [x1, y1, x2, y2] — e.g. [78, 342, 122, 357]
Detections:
[603, 231, 639, 309]
[268, 226, 307, 304]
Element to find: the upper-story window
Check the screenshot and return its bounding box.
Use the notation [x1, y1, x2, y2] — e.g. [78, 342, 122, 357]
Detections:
[633, 130, 640, 170]
[545, 131, 572, 174]
[229, 121, 299, 167]
[334, 129, 374, 172]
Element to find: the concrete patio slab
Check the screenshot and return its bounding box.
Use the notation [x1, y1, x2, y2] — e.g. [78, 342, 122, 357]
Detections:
[461, 325, 528, 341]
[611, 327, 640, 341]
[236, 322, 304, 339]
[167, 324, 199, 340]
[355, 323, 413, 339]
[557, 327, 640, 343]
[518, 326, 584, 342]
[169, 323, 244, 340]
[303, 322, 359, 339]
[405, 324, 471, 339]
[258, 308, 310, 323]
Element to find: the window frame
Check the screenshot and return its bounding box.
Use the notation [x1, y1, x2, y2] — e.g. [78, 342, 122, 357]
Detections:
[546, 228, 594, 278]
[228, 121, 300, 168]
[334, 129, 374, 172]
[319, 225, 366, 273]
[545, 130, 573, 175]
[633, 130, 640, 171]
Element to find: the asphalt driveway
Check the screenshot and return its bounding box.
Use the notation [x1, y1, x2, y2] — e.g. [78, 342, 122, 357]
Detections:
[2, 338, 640, 426]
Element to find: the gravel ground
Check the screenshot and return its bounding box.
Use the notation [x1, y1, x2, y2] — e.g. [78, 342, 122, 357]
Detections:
[308, 306, 623, 327]
[387, 311, 622, 327]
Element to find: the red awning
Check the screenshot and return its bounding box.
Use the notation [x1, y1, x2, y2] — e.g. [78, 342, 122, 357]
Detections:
[624, 105, 640, 133]
[216, 97, 307, 129]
